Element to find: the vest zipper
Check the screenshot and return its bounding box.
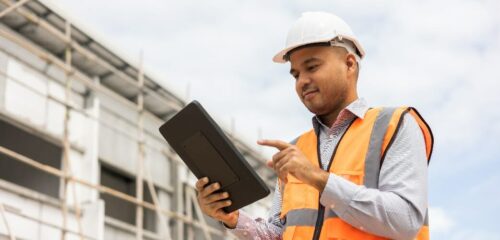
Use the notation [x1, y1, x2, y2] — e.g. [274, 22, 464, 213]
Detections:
[312, 133, 325, 240]
[312, 203, 325, 240]
[311, 118, 356, 240]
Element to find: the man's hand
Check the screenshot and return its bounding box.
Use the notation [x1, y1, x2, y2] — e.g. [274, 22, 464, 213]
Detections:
[195, 177, 239, 228]
[258, 139, 329, 191]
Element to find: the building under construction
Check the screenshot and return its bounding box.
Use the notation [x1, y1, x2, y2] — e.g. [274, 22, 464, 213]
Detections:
[0, 0, 276, 239]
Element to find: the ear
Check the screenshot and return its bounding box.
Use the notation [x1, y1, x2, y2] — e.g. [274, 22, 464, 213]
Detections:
[345, 53, 357, 73]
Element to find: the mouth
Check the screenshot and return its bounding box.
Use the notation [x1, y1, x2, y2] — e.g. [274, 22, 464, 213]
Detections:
[302, 89, 319, 99]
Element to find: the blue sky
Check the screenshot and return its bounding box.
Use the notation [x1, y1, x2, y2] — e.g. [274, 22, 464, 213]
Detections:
[52, 0, 500, 238]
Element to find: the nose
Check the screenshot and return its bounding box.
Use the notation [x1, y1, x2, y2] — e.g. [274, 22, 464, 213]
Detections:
[297, 74, 312, 85]
[296, 74, 312, 90]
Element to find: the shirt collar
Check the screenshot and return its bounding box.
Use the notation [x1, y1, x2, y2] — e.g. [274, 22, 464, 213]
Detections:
[312, 98, 369, 131]
[347, 98, 369, 120]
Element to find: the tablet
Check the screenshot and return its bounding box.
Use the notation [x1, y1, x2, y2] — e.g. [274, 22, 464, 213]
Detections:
[159, 100, 270, 212]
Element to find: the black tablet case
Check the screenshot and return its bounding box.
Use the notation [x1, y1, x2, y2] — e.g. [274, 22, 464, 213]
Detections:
[159, 101, 270, 212]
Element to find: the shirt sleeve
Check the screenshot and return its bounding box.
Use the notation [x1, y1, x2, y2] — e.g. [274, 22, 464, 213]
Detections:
[226, 180, 284, 240]
[319, 113, 428, 240]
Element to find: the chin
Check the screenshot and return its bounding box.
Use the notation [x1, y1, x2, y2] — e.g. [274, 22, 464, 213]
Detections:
[304, 103, 327, 116]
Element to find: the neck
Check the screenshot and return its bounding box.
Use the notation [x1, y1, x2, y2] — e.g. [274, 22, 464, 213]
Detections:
[319, 94, 358, 127]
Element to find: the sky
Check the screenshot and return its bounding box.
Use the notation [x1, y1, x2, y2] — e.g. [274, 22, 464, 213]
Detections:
[51, 0, 500, 239]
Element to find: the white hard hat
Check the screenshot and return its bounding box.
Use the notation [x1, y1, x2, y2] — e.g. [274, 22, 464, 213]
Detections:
[273, 11, 365, 63]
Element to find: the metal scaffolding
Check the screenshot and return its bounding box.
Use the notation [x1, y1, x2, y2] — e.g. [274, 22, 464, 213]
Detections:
[0, 0, 275, 239]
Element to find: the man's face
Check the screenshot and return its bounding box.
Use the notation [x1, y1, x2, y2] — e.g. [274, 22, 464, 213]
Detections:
[289, 46, 349, 116]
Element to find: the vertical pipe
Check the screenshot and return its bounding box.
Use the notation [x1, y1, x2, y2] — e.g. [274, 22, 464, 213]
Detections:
[144, 163, 171, 239]
[188, 188, 213, 240]
[135, 51, 145, 240]
[171, 155, 184, 240]
[60, 19, 72, 240]
[185, 185, 193, 240]
[88, 77, 101, 202]
[60, 19, 84, 240]
[0, 203, 16, 240]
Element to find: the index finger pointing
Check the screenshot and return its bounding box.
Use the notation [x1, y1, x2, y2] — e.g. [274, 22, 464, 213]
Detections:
[257, 139, 291, 151]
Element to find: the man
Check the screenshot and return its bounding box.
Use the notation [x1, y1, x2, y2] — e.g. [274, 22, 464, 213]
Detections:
[196, 12, 433, 240]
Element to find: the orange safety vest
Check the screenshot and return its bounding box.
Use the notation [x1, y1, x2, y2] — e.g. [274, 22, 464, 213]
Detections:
[281, 107, 434, 240]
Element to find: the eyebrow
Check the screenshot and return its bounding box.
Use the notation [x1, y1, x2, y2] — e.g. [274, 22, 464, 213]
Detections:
[289, 57, 321, 75]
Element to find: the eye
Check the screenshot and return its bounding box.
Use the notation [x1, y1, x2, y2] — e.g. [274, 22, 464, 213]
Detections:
[307, 64, 319, 72]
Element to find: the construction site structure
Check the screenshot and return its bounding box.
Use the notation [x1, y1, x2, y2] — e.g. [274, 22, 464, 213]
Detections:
[0, 0, 276, 239]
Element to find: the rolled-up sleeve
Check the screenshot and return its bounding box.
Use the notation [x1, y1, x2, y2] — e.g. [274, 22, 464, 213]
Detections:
[226, 180, 284, 240]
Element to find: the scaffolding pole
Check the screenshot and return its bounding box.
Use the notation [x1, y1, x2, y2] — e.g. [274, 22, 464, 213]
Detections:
[0, 1, 266, 239]
[173, 156, 184, 240]
[59, 21, 71, 240]
[144, 161, 172, 240]
[0, 0, 29, 19]
[0, 17, 191, 151]
[0, 24, 245, 239]
[0, 68, 172, 160]
[139, 53, 172, 240]
[0, 145, 232, 238]
[0, 0, 182, 112]
[0, 202, 15, 240]
[1, 202, 97, 240]
[135, 51, 145, 240]
[185, 187, 213, 240]
[60, 19, 84, 240]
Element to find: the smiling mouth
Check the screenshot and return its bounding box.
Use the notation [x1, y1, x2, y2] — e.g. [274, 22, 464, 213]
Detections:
[303, 89, 319, 98]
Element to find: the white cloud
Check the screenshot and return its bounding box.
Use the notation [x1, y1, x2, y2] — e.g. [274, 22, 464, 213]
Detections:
[54, 2, 498, 143]
[449, 229, 500, 240]
[430, 206, 500, 240]
[429, 207, 455, 234]
[55, 0, 500, 155]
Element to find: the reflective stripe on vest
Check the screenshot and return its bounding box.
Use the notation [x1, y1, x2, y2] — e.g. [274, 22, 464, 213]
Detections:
[281, 107, 433, 240]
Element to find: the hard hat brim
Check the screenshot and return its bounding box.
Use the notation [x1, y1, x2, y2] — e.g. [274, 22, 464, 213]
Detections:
[272, 36, 365, 63]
